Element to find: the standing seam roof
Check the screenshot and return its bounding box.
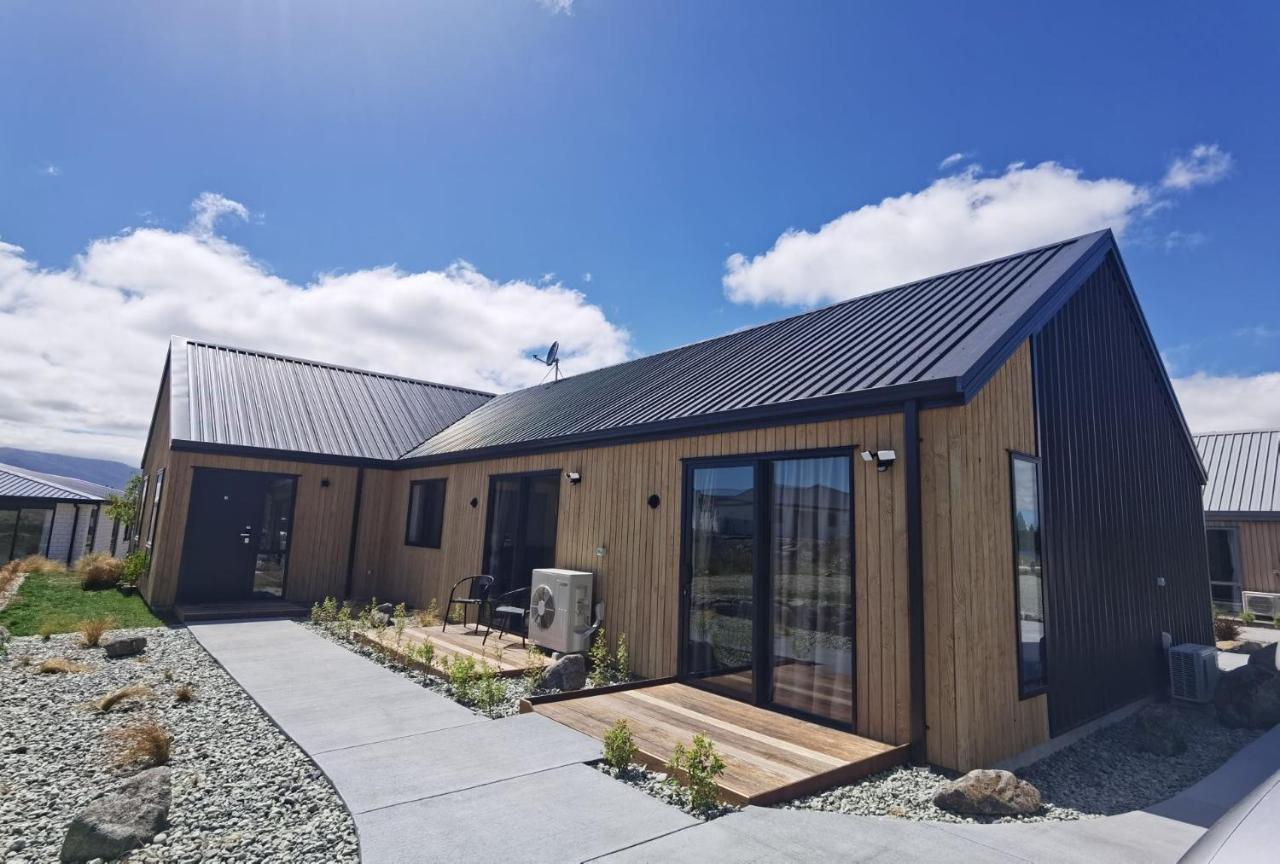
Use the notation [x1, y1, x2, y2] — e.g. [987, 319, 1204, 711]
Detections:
[1194, 431, 1280, 513]
[0, 463, 119, 501]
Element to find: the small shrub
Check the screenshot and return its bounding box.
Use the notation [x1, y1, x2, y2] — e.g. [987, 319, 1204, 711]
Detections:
[310, 596, 339, 624]
[615, 632, 630, 681]
[175, 683, 195, 703]
[162, 668, 174, 682]
[603, 718, 636, 770]
[589, 627, 612, 687]
[335, 603, 354, 638]
[78, 616, 114, 648]
[76, 552, 124, 590]
[667, 734, 726, 813]
[95, 684, 152, 713]
[39, 657, 88, 674]
[446, 655, 480, 703]
[472, 662, 506, 715]
[108, 720, 171, 768]
[412, 639, 436, 668]
[1241, 608, 1257, 627]
[416, 598, 442, 628]
[1215, 615, 1242, 642]
[393, 602, 409, 647]
[119, 550, 149, 588]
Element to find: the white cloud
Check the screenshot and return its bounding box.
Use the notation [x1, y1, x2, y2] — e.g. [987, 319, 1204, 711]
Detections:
[938, 152, 970, 170]
[0, 195, 631, 464]
[1164, 229, 1207, 251]
[1173, 372, 1280, 433]
[41, 164, 62, 177]
[1162, 143, 1233, 190]
[724, 161, 1152, 306]
[536, 0, 574, 14]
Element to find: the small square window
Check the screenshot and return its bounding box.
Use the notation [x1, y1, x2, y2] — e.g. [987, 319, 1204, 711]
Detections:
[405, 479, 446, 548]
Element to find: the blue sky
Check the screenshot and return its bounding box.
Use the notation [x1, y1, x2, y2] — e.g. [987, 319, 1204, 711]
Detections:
[1, 1, 1277, 461]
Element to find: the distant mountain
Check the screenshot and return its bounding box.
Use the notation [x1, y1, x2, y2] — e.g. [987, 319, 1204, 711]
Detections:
[0, 447, 138, 492]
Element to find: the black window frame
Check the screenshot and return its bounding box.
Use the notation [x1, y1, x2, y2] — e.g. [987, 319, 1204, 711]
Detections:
[146, 468, 165, 551]
[1009, 451, 1048, 699]
[404, 478, 447, 549]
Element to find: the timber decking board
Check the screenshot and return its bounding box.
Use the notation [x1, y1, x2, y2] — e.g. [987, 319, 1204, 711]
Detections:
[360, 623, 536, 677]
[528, 682, 907, 806]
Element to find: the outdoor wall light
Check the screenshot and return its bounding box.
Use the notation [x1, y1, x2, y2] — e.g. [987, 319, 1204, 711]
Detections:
[567, 471, 582, 485]
[469, 497, 478, 508]
[860, 449, 897, 472]
[320, 478, 331, 487]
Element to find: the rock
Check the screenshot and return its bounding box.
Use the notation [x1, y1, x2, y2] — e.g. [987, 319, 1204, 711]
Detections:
[1248, 642, 1278, 672]
[101, 636, 146, 659]
[932, 769, 1042, 816]
[543, 653, 586, 691]
[1134, 704, 1187, 755]
[60, 767, 171, 863]
[375, 602, 394, 615]
[370, 612, 391, 628]
[1215, 663, 1280, 728]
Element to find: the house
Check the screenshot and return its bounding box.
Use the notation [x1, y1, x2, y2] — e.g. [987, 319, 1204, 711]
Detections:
[133, 229, 1212, 771]
[0, 462, 127, 564]
[1195, 430, 1280, 612]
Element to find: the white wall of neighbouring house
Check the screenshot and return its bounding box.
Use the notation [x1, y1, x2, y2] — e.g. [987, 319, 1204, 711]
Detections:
[45, 502, 79, 564]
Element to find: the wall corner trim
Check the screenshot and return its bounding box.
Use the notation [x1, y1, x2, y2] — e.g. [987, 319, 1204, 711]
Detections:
[904, 399, 928, 764]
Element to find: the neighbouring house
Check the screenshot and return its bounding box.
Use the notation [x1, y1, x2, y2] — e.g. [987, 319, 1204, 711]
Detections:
[133, 229, 1212, 771]
[1195, 430, 1280, 612]
[0, 462, 127, 565]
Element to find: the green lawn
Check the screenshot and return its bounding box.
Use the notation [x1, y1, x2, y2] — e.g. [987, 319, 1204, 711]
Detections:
[0, 568, 163, 636]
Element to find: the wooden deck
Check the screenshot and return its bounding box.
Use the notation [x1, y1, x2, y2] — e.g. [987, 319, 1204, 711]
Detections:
[358, 623, 539, 678]
[174, 600, 311, 622]
[525, 681, 908, 805]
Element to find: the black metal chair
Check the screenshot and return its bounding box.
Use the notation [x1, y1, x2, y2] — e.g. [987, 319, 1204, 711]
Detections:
[443, 575, 494, 632]
[483, 586, 529, 646]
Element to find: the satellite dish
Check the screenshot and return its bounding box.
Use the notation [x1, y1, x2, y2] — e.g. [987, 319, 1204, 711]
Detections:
[545, 341, 560, 367]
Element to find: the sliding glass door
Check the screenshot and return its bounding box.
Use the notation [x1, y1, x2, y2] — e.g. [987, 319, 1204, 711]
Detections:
[682, 452, 854, 727]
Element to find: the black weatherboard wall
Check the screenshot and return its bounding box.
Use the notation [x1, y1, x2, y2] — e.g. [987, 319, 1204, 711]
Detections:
[1035, 254, 1212, 735]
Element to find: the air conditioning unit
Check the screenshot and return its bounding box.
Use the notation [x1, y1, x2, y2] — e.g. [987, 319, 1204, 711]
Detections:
[1242, 591, 1280, 622]
[1168, 643, 1219, 703]
[528, 568, 594, 654]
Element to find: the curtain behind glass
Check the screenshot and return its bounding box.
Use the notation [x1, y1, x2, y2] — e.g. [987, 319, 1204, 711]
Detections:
[769, 456, 853, 724]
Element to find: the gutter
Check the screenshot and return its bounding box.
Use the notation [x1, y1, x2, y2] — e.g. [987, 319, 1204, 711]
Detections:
[903, 399, 928, 764]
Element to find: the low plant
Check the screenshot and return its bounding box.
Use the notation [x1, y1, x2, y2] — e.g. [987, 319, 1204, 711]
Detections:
[335, 603, 354, 639]
[38, 657, 88, 674]
[108, 719, 172, 768]
[615, 632, 630, 681]
[393, 602, 409, 647]
[416, 598, 442, 628]
[524, 644, 548, 690]
[445, 655, 480, 703]
[78, 615, 114, 648]
[666, 734, 726, 813]
[119, 550, 149, 589]
[310, 595, 339, 624]
[1214, 615, 1242, 642]
[94, 683, 153, 713]
[472, 661, 506, 716]
[603, 718, 636, 770]
[359, 597, 380, 630]
[588, 628, 632, 686]
[38, 622, 57, 642]
[175, 683, 195, 703]
[76, 552, 124, 591]
[411, 639, 436, 668]
[1241, 608, 1257, 627]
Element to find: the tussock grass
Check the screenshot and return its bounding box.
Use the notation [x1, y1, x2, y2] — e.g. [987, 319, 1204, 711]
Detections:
[95, 683, 153, 712]
[108, 720, 172, 768]
[38, 657, 88, 674]
[76, 553, 124, 591]
[78, 616, 115, 648]
[174, 683, 195, 703]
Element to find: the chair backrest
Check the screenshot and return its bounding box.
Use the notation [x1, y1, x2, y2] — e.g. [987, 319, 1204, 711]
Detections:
[470, 574, 495, 601]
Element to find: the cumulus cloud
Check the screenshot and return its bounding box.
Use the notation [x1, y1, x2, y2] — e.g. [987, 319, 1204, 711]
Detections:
[1162, 143, 1233, 190]
[0, 194, 630, 463]
[536, 0, 574, 14]
[724, 161, 1152, 306]
[1173, 372, 1280, 433]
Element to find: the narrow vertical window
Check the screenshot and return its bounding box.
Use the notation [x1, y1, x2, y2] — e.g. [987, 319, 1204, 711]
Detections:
[405, 478, 447, 548]
[146, 468, 165, 550]
[1011, 453, 1047, 695]
[84, 504, 100, 553]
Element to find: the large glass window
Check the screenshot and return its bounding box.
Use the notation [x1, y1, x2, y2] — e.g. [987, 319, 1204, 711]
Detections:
[405, 478, 447, 548]
[1, 507, 54, 562]
[1206, 528, 1241, 611]
[1011, 454, 1047, 695]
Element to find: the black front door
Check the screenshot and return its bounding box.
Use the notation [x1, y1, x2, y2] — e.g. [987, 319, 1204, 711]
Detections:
[177, 468, 297, 604]
[482, 471, 561, 597]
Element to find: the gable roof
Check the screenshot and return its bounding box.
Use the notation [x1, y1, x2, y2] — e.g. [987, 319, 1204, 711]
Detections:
[406, 230, 1122, 460]
[168, 338, 494, 461]
[1195, 430, 1280, 515]
[0, 462, 119, 502]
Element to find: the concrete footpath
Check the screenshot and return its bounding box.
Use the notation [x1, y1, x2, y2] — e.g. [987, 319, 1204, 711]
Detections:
[192, 620, 1280, 864]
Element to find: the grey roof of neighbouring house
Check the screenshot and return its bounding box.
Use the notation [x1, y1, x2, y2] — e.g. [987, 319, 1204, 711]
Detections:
[168, 338, 494, 461]
[406, 230, 1126, 459]
[0, 463, 120, 502]
[1195, 430, 1280, 515]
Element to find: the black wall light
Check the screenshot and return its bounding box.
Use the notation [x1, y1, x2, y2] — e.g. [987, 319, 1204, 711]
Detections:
[469, 497, 478, 508]
[647, 494, 660, 509]
[320, 478, 331, 488]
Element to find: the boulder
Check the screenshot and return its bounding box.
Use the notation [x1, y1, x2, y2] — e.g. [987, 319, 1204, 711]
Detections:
[544, 653, 586, 692]
[60, 767, 171, 863]
[1248, 642, 1278, 672]
[375, 602, 394, 616]
[101, 635, 146, 659]
[932, 769, 1042, 817]
[1215, 663, 1280, 728]
[370, 612, 392, 628]
[1134, 703, 1188, 756]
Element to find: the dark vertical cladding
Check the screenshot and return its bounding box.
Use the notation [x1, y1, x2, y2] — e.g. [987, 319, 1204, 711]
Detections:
[1035, 254, 1212, 735]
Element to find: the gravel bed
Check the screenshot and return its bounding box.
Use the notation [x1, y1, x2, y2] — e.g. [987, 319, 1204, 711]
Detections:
[1, 627, 358, 863]
[787, 701, 1263, 824]
[594, 763, 739, 821]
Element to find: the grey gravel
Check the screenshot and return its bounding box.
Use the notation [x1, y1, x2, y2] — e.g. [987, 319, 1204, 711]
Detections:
[0, 627, 358, 862]
[788, 701, 1262, 824]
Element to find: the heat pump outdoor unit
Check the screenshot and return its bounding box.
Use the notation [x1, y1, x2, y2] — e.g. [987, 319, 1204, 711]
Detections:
[528, 568, 594, 654]
[1242, 591, 1280, 622]
[1168, 643, 1219, 703]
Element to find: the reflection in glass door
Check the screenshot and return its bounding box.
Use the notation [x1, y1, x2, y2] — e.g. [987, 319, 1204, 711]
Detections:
[684, 464, 756, 700]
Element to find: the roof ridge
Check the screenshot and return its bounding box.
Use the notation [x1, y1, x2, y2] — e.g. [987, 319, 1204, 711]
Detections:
[1193, 429, 1280, 438]
[176, 337, 496, 398]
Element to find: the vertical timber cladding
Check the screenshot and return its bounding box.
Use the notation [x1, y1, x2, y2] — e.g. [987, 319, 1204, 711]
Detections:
[1209, 519, 1280, 594]
[145, 450, 360, 609]
[920, 342, 1050, 771]
[353, 415, 914, 746]
[135, 368, 172, 602]
[1036, 255, 1212, 736]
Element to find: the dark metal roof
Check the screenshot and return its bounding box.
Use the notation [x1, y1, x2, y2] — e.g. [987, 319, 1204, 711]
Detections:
[170, 338, 494, 461]
[407, 231, 1115, 459]
[1195, 430, 1280, 514]
[0, 463, 118, 501]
